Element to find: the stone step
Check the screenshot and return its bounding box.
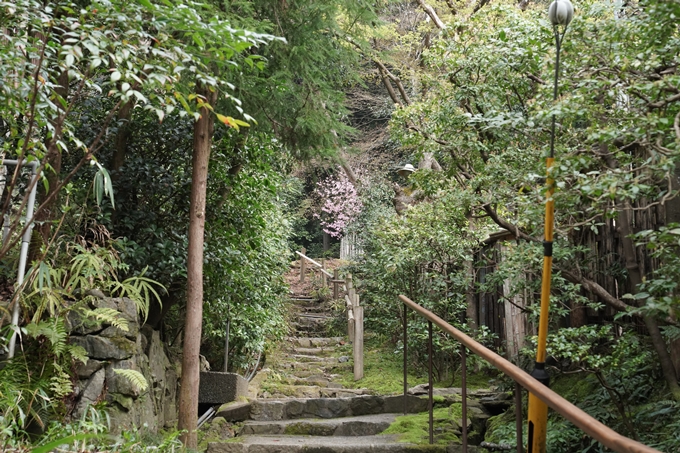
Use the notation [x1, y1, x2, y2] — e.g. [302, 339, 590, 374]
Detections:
[285, 354, 336, 363]
[291, 322, 327, 333]
[209, 435, 481, 453]
[208, 434, 422, 453]
[284, 337, 344, 348]
[297, 313, 332, 319]
[250, 395, 428, 421]
[240, 413, 397, 436]
[285, 347, 337, 356]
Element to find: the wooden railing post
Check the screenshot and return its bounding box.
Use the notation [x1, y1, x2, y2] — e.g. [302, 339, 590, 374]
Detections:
[300, 247, 306, 282]
[354, 303, 364, 380]
[346, 274, 355, 342]
[333, 269, 339, 299]
[321, 258, 327, 288]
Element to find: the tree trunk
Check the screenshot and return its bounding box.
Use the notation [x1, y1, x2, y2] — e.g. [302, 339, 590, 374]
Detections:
[177, 86, 218, 447]
[111, 100, 133, 177]
[617, 201, 680, 401]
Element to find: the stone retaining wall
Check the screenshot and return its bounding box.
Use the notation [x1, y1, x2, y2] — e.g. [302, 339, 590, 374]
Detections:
[69, 297, 178, 434]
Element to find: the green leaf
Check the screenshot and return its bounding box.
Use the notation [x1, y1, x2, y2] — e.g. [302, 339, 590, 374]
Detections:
[31, 433, 101, 453]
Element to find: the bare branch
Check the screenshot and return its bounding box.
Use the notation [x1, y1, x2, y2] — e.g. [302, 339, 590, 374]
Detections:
[417, 0, 447, 30]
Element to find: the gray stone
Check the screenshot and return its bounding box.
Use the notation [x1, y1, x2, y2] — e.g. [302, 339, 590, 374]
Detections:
[92, 297, 118, 311]
[199, 372, 248, 405]
[115, 297, 138, 321]
[70, 335, 136, 360]
[67, 310, 103, 335]
[407, 383, 430, 395]
[207, 434, 424, 453]
[75, 359, 104, 379]
[100, 323, 139, 340]
[304, 397, 351, 419]
[240, 413, 396, 437]
[106, 359, 141, 397]
[349, 395, 383, 416]
[217, 401, 251, 422]
[327, 382, 344, 389]
[284, 399, 306, 419]
[383, 395, 429, 414]
[250, 400, 286, 421]
[85, 289, 107, 299]
[163, 367, 178, 428]
[338, 356, 350, 363]
[200, 417, 235, 444]
[74, 368, 105, 416]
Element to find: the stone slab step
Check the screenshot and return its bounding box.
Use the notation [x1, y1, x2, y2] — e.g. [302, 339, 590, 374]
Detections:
[208, 434, 412, 453]
[240, 413, 397, 436]
[285, 354, 336, 362]
[284, 337, 344, 348]
[285, 347, 337, 356]
[250, 395, 428, 421]
[296, 313, 332, 319]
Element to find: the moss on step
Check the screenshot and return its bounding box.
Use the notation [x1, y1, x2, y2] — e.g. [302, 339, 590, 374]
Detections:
[382, 405, 470, 446]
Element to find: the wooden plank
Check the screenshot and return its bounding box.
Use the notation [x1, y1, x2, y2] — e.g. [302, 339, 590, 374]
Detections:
[295, 251, 333, 278]
[354, 306, 364, 380]
[300, 247, 306, 282]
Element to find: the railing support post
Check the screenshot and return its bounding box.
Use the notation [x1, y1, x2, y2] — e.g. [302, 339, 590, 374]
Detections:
[428, 320, 434, 445]
[403, 306, 408, 415]
[300, 247, 306, 282]
[354, 306, 364, 380]
[516, 382, 524, 453]
[223, 319, 230, 373]
[462, 343, 468, 452]
[333, 269, 339, 300]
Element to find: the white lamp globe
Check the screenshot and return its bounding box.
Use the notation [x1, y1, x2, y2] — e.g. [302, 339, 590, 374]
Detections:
[548, 0, 574, 26]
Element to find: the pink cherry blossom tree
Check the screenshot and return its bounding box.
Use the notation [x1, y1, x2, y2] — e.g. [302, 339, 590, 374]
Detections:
[312, 169, 363, 238]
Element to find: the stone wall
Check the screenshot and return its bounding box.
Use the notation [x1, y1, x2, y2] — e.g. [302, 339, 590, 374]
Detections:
[68, 297, 178, 433]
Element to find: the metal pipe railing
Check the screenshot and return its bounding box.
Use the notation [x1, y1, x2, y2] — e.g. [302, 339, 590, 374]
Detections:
[398, 294, 661, 453]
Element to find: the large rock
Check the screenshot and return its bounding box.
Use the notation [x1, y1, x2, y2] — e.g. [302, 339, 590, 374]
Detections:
[199, 372, 249, 405]
[216, 401, 251, 422]
[106, 359, 142, 397]
[383, 395, 429, 414]
[74, 368, 106, 416]
[250, 400, 287, 421]
[70, 335, 136, 360]
[75, 359, 104, 379]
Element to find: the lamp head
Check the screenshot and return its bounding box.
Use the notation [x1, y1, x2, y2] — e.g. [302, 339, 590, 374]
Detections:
[397, 163, 416, 178]
[548, 0, 574, 26]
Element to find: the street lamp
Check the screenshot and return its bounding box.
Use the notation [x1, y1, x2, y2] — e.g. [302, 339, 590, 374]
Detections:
[527, 1, 574, 452]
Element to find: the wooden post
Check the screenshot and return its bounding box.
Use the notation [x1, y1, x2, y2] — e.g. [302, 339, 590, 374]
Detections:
[321, 258, 327, 288]
[300, 247, 306, 282]
[346, 274, 355, 342]
[333, 269, 339, 299]
[347, 296, 355, 343]
[354, 305, 364, 380]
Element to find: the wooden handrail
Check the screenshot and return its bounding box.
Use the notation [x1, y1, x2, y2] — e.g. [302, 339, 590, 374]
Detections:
[296, 251, 333, 278]
[398, 295, 660, 453]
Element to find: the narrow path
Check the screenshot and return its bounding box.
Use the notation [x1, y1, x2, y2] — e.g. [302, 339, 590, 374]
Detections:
[207, 260, 493, 452]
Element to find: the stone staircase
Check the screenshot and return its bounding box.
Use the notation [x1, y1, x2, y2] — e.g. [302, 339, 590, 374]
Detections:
[205, 273, 490, 452]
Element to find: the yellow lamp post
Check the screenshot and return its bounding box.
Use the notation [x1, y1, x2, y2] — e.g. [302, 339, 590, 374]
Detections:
[527, 1, 574, 452]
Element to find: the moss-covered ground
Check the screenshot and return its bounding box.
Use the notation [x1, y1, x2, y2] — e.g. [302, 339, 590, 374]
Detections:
[335, 337, 494, 395]
[381, 404, 470, 445]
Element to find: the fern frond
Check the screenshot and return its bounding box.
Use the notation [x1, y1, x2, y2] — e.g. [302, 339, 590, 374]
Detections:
[68, 344, 89, 364]
[24, 319, 68, 358]
[113, 369, 148, 392]
[85, 307, 129, 332]
[50, 364, 74, 399]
